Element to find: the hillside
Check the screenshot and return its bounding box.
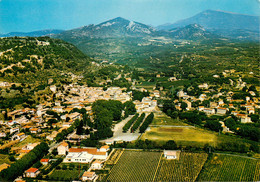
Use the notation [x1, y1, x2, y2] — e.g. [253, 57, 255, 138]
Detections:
[0, 37, 92, 83]
[169, 24, 219, 40]
[0, 29, 64, 38]
[55, 17, 156, 39]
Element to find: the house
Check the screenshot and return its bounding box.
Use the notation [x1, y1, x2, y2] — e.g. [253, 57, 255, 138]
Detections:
[22, 142, 40, 151]
[24, 168, 40, 178]
[40, 159, 49, 165]
[57, 141, 69, 155]
[237, 114, 252, 123]
[91, 160, 103, 169]
[198, 83, 209, 89]
[100, 145, 110, 152]
[82, 171, 97, 181]
[30, 128, 41, 134]
[66, 151, 94, 163]
[164, 150, 179, 160]
[52, 106, 63, 113]
[204, 108, 215, 115]
[216, 107, 228, 115]
[64, 147, 108, 163]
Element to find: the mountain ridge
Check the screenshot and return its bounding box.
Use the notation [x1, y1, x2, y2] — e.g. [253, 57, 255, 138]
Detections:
[157, 9, 260, 32]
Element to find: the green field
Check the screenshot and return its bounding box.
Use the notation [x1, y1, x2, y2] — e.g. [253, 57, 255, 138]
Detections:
[106, 150, 162, 181]
[141, 126, 217, 147]
[152, 112, 188, 126]
[49, 169, 81, 181]
[155, 152, 208, 182]
[197, 154, 260, 181]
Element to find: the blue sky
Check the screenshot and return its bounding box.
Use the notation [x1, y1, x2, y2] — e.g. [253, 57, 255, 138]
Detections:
[0, 0, 259, 33]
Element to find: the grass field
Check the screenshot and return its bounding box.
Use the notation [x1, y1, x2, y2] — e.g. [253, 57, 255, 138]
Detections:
[49, 169, 81, 181]
[141, 126, 217, 147]
[151, 112, 188, 126]
[197, 154, 260, 181]
[155, 152, 208, 182]
[106, 150, 162, 182]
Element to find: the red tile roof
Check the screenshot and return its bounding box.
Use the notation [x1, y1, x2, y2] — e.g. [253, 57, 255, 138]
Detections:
[26, 168, 38, 173]
[40, 159, 49, 163]
[69, 148, 106, 155]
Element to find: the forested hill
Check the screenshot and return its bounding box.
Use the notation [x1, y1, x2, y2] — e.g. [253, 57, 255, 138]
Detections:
[0, 37, 93, 83]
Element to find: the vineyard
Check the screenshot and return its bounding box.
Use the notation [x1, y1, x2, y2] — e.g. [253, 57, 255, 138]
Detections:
[105, 149, 124, 165]
[106, 150, 162, 181]
[155, 152, 208, 182]
[197, 154, 260, 181]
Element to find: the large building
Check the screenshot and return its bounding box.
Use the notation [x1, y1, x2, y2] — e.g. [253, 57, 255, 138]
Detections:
[64, 146, 109, 163]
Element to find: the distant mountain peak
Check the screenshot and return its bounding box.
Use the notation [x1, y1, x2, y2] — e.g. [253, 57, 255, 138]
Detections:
[56, 17, 155, 38]
[157, 9, 260, 32]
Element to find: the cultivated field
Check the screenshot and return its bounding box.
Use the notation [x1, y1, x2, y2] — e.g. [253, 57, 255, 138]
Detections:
[151, 112, 188, 126]
[197, 153, 260, 181]
[141, 126, 217, 147]
[106, 150, 162, 181]
[155, 152, 208, 182]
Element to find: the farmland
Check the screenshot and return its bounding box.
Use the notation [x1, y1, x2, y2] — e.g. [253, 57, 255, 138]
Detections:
[197, 153, 260, 181]
[106, 150, 162, 181]
[141, 126, 217, 147]
[151, 112, 188, 126]
[155, 152, 208, 181]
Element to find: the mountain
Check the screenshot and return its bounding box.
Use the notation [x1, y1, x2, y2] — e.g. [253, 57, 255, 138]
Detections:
[0, 37, 92, 83]
[55, 17, 156, 39]
[0, 29, 64, 37]
[157, 10, 260, 31]
[169, 24, 219, 40]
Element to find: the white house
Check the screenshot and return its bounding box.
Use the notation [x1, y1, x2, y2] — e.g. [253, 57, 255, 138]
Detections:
[82, 171, 97, 181]
[64, 147, 108, 163]
[24, 168, 40, 178]
[57, 141, 69, 155]
[66, 151, 94, 163]
[91, 160, 103, 169]
[204, 108, 215, 115]
[164, 150, 178, 160]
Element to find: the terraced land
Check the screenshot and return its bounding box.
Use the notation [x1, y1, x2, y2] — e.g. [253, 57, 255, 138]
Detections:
[197, 153, 260, 181]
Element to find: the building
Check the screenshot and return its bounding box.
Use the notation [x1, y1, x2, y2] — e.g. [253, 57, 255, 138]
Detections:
[216, 107, 228, 115]
[164, 150, 179, 160]
[24, 168, 40, 178]
[64, 147, 108, 163]
[57, 141, 69, 155]
[82, 171, 97, 181]
[204, 108, 215, 115]
[91, 160, 103, 169]
[40, 159, 49, 165]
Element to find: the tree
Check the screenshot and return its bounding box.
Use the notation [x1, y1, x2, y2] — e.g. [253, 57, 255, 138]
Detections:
[204, 120, 222, 132]
[163, 140, 177, 150]
[180, 102, 188, 111]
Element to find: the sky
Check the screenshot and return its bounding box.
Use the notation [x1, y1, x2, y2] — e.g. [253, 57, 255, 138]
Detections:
[0, 0, 259, 34]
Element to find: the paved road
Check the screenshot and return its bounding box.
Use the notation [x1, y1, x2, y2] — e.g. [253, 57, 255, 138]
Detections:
[102, 115, 141, 142]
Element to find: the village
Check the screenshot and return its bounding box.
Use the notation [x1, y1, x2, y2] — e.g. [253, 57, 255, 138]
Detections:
[0, 68, 259, 181]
